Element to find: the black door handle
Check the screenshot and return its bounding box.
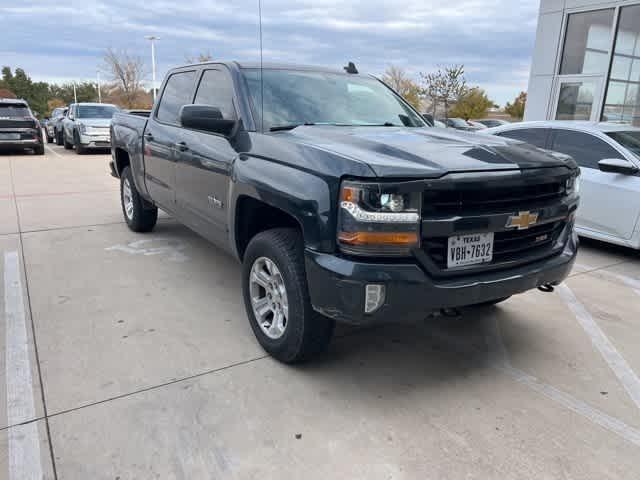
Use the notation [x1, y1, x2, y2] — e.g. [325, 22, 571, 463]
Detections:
[174, 141, 189, 152]
[144, 132, 154, 141]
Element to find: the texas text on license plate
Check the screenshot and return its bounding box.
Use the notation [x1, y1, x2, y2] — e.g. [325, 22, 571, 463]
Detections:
[447, 232, 494, 268]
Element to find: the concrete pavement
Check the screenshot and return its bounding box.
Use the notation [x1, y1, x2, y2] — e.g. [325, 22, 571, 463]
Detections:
[1, 143, 639, 479]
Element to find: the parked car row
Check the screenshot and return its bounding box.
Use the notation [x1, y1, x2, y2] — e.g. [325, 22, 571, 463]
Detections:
[42, 102, 120, 154]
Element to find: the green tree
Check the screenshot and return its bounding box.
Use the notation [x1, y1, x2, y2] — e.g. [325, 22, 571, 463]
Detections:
[450, 87, 494, 120]
[505, 91, 527, 119]
[382, 65, 422, 110]
[48, 82, 98, 105]
[0, 67, 49, 116]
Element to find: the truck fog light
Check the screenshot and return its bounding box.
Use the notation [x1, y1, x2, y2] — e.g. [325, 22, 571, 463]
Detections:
[364, 284, 386, 314]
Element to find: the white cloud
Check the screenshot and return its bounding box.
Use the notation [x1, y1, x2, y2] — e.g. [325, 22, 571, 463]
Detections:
[1, 0, 541, 105]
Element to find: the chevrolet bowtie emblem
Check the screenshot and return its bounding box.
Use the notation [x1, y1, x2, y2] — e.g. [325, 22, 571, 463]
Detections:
[506, 211, 539, 230]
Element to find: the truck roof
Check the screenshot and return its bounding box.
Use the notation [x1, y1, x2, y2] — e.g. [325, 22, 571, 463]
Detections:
[171, 61, 361, 76]
[0, 98, 28, 105]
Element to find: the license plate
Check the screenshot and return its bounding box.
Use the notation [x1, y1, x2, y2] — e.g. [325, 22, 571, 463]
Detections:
[0, 133, 20, 140]
[447, 232, 494, 268]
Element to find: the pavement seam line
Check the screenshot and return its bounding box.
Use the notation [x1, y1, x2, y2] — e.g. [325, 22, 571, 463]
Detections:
[8, 158, 59, 480]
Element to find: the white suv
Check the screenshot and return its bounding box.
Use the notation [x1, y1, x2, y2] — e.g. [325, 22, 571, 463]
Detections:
[481, 121, 640, 250]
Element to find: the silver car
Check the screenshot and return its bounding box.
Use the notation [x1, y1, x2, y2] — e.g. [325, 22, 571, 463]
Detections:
[61, 103, 119, 154]
[47, 107, 68, 145]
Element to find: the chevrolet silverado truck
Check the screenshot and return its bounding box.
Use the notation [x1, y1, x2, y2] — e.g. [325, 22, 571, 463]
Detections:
[0, 98, 44, 155]
[110, 62, 580, 363]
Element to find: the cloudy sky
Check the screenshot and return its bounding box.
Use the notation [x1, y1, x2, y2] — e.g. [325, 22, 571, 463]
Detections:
[1, 0, 541, 106]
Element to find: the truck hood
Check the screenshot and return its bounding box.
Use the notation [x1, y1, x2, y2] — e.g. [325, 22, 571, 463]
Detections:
[283, 126, 575, 178]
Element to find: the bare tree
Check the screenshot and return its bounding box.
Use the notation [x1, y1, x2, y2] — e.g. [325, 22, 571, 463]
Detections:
[381, 65, 422, 110]
[420, 65, 467, 120]
[102, 48, 147, 108]
[185, 51, 214, 63]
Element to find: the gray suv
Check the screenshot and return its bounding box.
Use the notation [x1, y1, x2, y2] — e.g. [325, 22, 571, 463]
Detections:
[62, 103, 119, 154]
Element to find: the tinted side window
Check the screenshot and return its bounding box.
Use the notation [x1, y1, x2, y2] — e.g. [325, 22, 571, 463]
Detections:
[551, 129, 620, 169]
[194, 69, 236, 120]
[157, 71, 197, 125]
[497, 128, 549, 148]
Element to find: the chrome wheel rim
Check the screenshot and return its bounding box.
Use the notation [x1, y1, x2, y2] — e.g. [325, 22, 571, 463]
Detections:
[123, 178, 134, 220]
[249, 256, 289, 340]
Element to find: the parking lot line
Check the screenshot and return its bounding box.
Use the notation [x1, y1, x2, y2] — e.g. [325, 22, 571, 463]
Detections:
[557, 284, 640, 411]
[432, 318, 640, 448]
[44, 146, 62, 158]
[4, 251, 44, 479]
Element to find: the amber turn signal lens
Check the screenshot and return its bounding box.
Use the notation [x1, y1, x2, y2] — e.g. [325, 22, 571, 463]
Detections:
[341, 186, 358, 203]
[338, 231, 419, 246]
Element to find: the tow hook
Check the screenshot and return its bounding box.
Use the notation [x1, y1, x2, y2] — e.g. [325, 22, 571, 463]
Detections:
[538, 283, 555, 293]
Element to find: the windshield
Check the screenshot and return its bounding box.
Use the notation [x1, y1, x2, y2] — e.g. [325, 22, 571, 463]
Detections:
[606, 131, 640, 158]
[242, 68, 426, 131]
[0, 104, 30, 118]
[77, 105, 118, 119]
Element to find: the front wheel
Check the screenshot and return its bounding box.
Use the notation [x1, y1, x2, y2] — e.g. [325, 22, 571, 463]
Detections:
[120, 166, 158, 232]
[74, 132, 86, 154]
[63, 130, 73, 150]
[242, 228, 335, 363]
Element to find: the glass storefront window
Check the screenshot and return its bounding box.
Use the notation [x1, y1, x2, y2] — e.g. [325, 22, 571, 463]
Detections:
[560, 9, 615, 75]
[602, 5, 640, 126]
[556, 81, 596, 120]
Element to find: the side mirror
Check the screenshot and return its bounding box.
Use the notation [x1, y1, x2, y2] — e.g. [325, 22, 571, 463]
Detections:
[180, 104, 237, 137]
[598, 158, 639, 175]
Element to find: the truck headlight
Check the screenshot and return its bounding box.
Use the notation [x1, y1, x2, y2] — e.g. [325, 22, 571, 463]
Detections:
[566, 171, 581, 196]
[77, 123, 86, 134]
[338, 181, 421, 256]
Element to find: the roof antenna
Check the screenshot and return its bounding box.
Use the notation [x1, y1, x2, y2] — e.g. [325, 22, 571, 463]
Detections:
[344, 62, 358, 74]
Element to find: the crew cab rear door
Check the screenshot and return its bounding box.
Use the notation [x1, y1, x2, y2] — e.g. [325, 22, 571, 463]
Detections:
[144, 69, 197, 211]
[174, 67, 238, 244]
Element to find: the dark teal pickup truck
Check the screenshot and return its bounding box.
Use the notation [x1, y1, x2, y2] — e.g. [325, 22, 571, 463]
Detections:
[110, 61, 580, 363]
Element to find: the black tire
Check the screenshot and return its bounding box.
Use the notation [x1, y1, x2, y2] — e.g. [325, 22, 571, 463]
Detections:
[63, 130, 73, 150]
[33, 144, 45, 155]
[46, 133, 54, 144]
[74, 132, 86, 154]
[468, 296, 511, 308]
[120, 166, 158, 232]
[242, 228, 335, 363]
[55, 129, 64, 146]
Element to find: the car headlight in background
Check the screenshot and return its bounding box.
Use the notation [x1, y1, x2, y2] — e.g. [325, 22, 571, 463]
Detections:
[338, 181, 421, 256]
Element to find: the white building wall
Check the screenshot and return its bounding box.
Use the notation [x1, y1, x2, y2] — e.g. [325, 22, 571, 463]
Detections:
[525, 0, 639, 121]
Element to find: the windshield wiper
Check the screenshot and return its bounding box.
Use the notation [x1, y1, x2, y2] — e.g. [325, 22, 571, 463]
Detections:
[269, 122, 316, 132]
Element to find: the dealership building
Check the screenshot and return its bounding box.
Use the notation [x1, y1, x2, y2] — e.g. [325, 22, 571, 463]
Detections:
[525, 0, 640, 126]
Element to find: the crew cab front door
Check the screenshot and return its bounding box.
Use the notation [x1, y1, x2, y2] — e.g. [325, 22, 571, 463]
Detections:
[144, 70, 197, 211]
[174, 68, 239, 245]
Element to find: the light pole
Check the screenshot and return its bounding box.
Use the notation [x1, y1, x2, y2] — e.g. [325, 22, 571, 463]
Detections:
[145, 35, 160, 102]
[97, 71, 102, 103]
[73, 82, 77, 103]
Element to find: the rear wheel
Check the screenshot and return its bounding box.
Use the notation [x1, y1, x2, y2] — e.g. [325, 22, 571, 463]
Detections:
[120, 166, 158, 232]
[55, 129, 63, 146]
[33, 144, 45, 155]
[46, 132, 54, 144]
[242, 228, 335, 363]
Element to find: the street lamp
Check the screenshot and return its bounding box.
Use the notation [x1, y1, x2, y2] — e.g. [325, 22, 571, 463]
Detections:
[145, 35, 160, 102]
[97, 70, 102, 103]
